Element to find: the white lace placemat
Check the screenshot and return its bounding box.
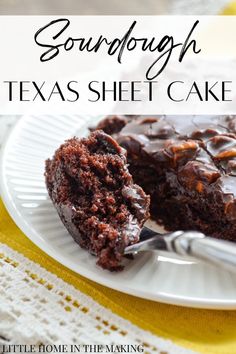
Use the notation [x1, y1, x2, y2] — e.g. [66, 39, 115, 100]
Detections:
[0, 243, 197, 353]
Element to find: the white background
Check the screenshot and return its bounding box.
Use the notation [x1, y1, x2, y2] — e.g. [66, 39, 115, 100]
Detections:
[0, 16, 235, 114]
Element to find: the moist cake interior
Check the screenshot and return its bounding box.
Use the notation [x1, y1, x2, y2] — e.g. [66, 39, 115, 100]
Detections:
[45, 130, 150, 271]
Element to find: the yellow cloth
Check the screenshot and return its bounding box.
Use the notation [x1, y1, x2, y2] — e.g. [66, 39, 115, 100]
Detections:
[222, 2, 236, 14]
[1, 199, 236, 354]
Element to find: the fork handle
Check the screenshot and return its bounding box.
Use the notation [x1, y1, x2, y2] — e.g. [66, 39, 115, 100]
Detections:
[173, 231, 236, 273]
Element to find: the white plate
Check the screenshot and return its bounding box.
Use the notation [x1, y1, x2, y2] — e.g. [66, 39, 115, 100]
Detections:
[1, 115, 236, 310]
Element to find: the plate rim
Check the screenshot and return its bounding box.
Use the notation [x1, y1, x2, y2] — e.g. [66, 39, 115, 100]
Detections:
[1, 115, 236, 310]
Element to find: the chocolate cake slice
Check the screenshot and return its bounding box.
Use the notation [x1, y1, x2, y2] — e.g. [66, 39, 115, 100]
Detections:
[95, 115, 236, 242]
[45, 130, 150, 271]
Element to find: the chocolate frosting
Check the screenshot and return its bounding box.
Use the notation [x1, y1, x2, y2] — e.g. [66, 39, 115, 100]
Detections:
[114, 115, 236, 220]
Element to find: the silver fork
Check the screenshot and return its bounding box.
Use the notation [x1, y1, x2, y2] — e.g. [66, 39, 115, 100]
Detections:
[124, 227, 236, 273]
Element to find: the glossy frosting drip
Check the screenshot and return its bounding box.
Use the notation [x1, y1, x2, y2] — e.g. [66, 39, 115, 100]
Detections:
[118, 114, 236, 180]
